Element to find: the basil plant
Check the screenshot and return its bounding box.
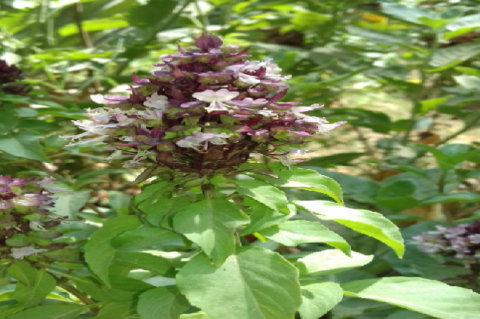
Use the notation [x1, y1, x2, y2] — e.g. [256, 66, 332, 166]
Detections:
[2, 34, 479, 319]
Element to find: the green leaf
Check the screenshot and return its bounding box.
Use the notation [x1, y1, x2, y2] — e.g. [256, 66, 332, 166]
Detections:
[70, 275, 137, 302]
[420, 97, 447, 112]
[137, 286, 190, 319]
[240, 197, 291, 235]
[305, 168, 379, 204]
[0, 108, 18, 134]
[299, 152, 365, 167]
[5, 305, 86, 319]
[59, 19, 129, 37]
[375, 180, 420, 212]
[177, 247, 302, 319]
[430, 43, 480, 67]
[173, 199, 249, 266]
[109, 192, 132, 216]
[235, 179, 289, 213]
[455, 67, 480, 77]
[54, 190, 90, 219]
[113, 252, 173, 276]
[180, 312, 212, 319]
[13, 270, 56, 308]
[295, 200, 404, 258]
[295, 250, 373, 276]
[416, 144, 454, 170]
[264, 164, 343, 204]
[111, 226, 180, 251]
[0, 132, 50, 162]
[259, 220, 351, 256]
[94, 302, 133, 319]
[446, 14, 480, 31]
[292, 11, 330, 31]
[454, 75, 480, 92]
[298, 281, 343, 319]
[138, 195, 191, 226]
[7, 261, 37, 286]
[84, 216, 142, 286]
[381, 3, 436, 24]
[346, 26, 406, 46]
[342, 277, 480, 319]
[127, 0, 177, 28]
[420, 193, 480, 205]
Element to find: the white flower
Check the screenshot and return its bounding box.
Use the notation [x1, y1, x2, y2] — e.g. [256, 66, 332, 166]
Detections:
[29, 221, 46, 231]
[11, 247, 47, 259]
[192, 89, 239, 113]
[292, 104, 345, 133]
[37, 178, 72, 193]
[176, 132, 232, 151]
[291, 104, 323, 114]
[279, 154, 293, 170]
[106, 150, 123, 162]
[123, 150, 153, 167]
[144, 92, 169, 110]
[139, 109, 164, 121]
[90, 94, 109, 104]
[238, 73, 260, 85]
[257, 109, 278, 119]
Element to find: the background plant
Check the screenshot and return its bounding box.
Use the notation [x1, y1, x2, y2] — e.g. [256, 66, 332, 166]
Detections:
[1, 0, 480, 318]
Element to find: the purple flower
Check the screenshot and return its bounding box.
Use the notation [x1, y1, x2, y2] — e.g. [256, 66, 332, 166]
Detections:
[69, 34, 344, 175]
[414, 221, 480, 267]
[0, 174, 69, 262]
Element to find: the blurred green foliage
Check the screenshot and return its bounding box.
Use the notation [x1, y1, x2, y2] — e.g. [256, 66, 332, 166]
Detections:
[1, 0, 480, 318]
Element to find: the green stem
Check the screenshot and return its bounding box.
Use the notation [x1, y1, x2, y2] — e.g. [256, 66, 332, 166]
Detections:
[402, 31, 441, 145]
[434, 113, 480, 146]
[202, 183, 216, 200]
[194, 0, 209, 33]
[438, 169, 454, 225]
[113, 0, 194, 76]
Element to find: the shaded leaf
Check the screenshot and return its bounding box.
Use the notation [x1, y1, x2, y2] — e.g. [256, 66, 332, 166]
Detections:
[84, 216, 142, 286]
[298, 281, 343, 319]
[0, 132, 50, 162]
[111, 226, 180, 251]
[430, 43, 480, 67]
[5, 305, 86, 319]
[235, 179, 289, 213]
[173, 199, 249, 266]
[114, 252, 173, 276]
[260, 220, 351, 255]
[137, 286, 189, 319]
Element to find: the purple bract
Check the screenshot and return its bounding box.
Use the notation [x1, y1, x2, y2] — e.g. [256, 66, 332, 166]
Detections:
[69, 34, 345, 175]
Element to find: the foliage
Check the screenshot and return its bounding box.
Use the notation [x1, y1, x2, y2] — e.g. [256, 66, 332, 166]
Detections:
[1, 0, 480, 318]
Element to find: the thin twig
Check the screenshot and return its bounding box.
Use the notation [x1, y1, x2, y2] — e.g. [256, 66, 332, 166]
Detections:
[73, 2, 92, 48]
[113, 0, 194, 76]
[85, 202, 108, 218]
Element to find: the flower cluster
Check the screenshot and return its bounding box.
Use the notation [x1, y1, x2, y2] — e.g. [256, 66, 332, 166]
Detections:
[0, 175, 70, 261]
[0, 60, 31, 96]
[413, 222, 480, 266]
[70, 34, 344, 176]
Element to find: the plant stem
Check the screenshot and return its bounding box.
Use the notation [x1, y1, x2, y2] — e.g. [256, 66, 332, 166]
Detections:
[113, 0, 193, 76]
[402, 31, 441, 145]
[58, 282, 95, 306]
[194, 0, 209, 33]
[72, 1, 92, 48]
[434, 113, 480, 147]
[438, 169, 454, 225]
[201, 183, 216, 200]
